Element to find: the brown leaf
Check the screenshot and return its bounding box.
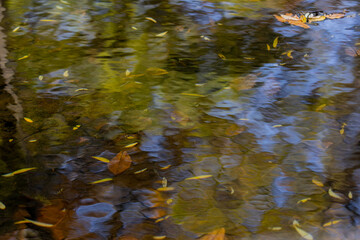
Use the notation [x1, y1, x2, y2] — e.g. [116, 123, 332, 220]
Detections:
[115, 236, 138, 240]
[200, 228, 225, 240]
[146, 67, 168, 76]
[274, 14, 310, 29]
[325, 13, 345, 19]
[230, 74, 257, 91]
[280, 13, 301, 21]
[108, 151, 132, 175]
[287, 20, 310, 29]
[345, 47, 359, 57]
[225, 124, 244, 137]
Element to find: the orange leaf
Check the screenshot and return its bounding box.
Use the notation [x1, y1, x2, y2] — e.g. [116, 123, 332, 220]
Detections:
[274, 15, 287, 23]
[287, 20, 310, 29]
[200, 228, 225, 240]
[108, 151, 132, 175]
[325, 13, 345, 19]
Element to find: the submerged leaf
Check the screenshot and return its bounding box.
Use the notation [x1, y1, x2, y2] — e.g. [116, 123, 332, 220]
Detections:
[328, 188, 344, 200]
[0, 201, 5, 210]
[323, 220, 342, 227]
[146, 67, 168, 76]
[266, 44, 270, 51]
[124, 142, 138, 148]
[225, 124, 244, 136]
[297, 198, 311, 204]
[156, 31, 168, 37]
[293, 225, 313, 240]
[230, 74, 257, 91]
[92, 156, 110, 163]
[2, 167, 37, 177]
[348, 191, 353, 199]
[108, 151, 132, 175]
[199, 227, 225, 240]
[156, 187, 175, 192]
[185, 175, 212, 180]
[312, 178, 324, 187]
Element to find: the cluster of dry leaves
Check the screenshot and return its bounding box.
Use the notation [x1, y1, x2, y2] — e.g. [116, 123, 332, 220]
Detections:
[274, 12, 346, 29]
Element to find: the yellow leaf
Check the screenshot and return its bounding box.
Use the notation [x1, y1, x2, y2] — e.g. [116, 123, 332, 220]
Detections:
[340, 128, 344, 135]
[156, 187, 175, 192]
[134, 168, 147, 174]
[12, 26, 20, 32]
[90, 178, 113, 184]
[63, 70, 69, 77]
[185, 175, 212, 180]
[348, 191, 353, 199]
[200, 228, 225, 240]
[268, 227, 282, 231]
[272, 125, 283, 128]
[2, 167, 37, 177]
[15, 218, 54, 228]
[312, 178, 324, 187]
[316, 104, 326, 111]
[145, 17, 157, 23]
[287, 50, 293, 59]
[273, 37, 279, 48]
[74, 88, 88, 92]
[160, 165, 171, 170]
[294, 225, 313, 240]
[92, 156, 110, 163]
[323, 220, 341, 227]
[28, 139, 37, 143]
[18, 55, 29, 61]
[267, 44, 270, 51]
[131, 26, 138, 30]
[24, 117, 33, 123]
[218, 53, 226, 60]
[0, 201, 5, 210]
[146, 67, 168, 76]
[297, 198, 311, 204]
[40, 19, 57, 22]
[124, 142, 138, 148]
[156, 31, 168, 37]
[181, 93, 205, 97]
[38, 75, 44, 81]
[125, 69, 131, 77]
[153, 236, 166, 240]
[328, 188, 344, 200]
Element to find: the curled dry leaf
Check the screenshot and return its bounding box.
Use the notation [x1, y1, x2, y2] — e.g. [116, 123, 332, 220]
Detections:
[200, 227, 225, 240]
[108, 151, 132, 175]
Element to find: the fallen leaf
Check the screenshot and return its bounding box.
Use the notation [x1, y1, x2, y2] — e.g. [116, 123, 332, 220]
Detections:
[273, 37, 279, 48]
[272, 125, 282, 128]
[125, 70, 131, 77]
[274, 15, 310, 28]
[153, 236, 166, 240]
[293, 225, 313, 240]
[230, 74, 257, 91]
[92, 156, 110, 163]
[145, 17, 157, 23]
[225, 124, 244, 136]
[24, 117, 33, 123]
[297, 198, 311, 204]
[316, 104, 326, 111]
[12, 26, 20, 32]
[108, 151, 132, 175]
[345, 47, 360, 57]
[323, 220, 342, 227]
[287, 50, 293, 58]
[15, 218, 54, 228]
[146, 67, 168, 76]
[279, 13, 301, 21]
[0, 201, 5, 210]
[18, 55, 30, 61]
[156, 31, 168, 37]
[312, 178, 324, 187]
[266, 44, 271, 51]
[181, 93, 205, 97]
[348, 191, 353, 199]
[63, 70, 69, 77]
[268, 227, 282, 231]
[90, 178, 113, 184]
[124, 142, 138, 148]
[199, 227, 225, 240]
[134, 168, 147, 174]
[156, 187, 175, 192]
[185, 175, 212, 180]
[328, 188, 344, 200]
[325, 13, 345, 19]
[288, 20, 310, 29]
[218, 53, 226, 60]
[2, 167, 37, 177]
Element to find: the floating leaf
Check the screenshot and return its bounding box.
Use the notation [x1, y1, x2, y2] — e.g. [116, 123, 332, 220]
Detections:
[125, 69, 131, 77]
[40, 19, 57, 22]
[134, 168, 147, 174]
[218, 53, 226, 60]
[348, 191, 353, 199]
[18, 55, 29, 61]
[24, 117, 33, 123]
[185, 175, 212, 180]
[108, 151, 132, 175]
[2, 167, 37, 177]
[156, 31, 168, 37]
[268, 227, 282, 231]
[153, 236, 166, 240]
[146, 67, 168, 76]
[92, 156, 110, 163]
[325, 13, 345, 19]
[15, 218, 54, 228]
[297, 198, 311, 204]
[272, 125, 283, 128]
[312, 178, 324, 187]
[156, 187, 175, 192]
[124, 142, 138, 148]
[12, 26, 20, 32]
[266, 44, 270, 51]
[287, 50, 293, 58]
[323, 220, 341, 227]
[63, 70, 69, 77]
[0, 201, 5, 210]
[160, 165, 171, 170]
[38, 75, 44, 81]
[274, 15, 310, 29]
[293, 225, 313, 240]
[200, 227, 225, 240]
[273, 37, 279, 48]
[328, 188, 344, 200]
[145, 17, 157, 23]
[28, 139, 37, 143]
[90, 178, 113, 184]
[316, 104, 326, 111]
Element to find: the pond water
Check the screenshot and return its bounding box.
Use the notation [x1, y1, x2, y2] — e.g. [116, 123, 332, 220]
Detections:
[0, 0, 360, 239]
